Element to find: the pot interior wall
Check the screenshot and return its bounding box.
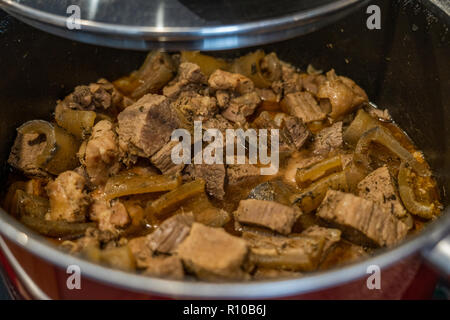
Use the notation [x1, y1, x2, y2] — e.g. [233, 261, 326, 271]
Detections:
[0, 0, 449, 204]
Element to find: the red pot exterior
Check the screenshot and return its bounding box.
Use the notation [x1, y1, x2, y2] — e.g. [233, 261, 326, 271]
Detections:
[0, 238, 438, 300]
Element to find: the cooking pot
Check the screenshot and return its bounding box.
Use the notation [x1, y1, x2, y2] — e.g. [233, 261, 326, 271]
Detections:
[0, 0, 449, 299]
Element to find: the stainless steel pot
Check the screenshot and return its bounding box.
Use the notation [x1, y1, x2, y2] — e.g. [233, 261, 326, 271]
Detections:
[0, 0, 448, 299]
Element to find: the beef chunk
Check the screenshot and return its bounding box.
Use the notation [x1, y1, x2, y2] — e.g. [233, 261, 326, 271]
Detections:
[271, 62, 303, 95]
[281, 116, 311, 150]
[177, 223, 249, 280]
[128, 236, 153, 269]
[255, 88, 279, 103]
[189, 164, 226, 200]
[147, 212, 194, 254]
[117, 94, 182, 158]
[221, 91, 261, 124]
[302, 74, 326, 96]
[311, 122, 343, 156]
[282, 92, 326, 123]
[208, 69, 254, 95]
[317, 190, 408, 247]
[60, 78, 132, 111]
[357, 166, 407, 220]
[301, 225, 341, 261]
[243, 231, 325, 272]
[203, 114, 234, 134]
[8, 132, 48, 177]
[46, 171, 89, 222]
[150, 140, 185, 175]
[143, 256, 184, 280]
[235, 199, 301, 235]
[172, 91, 218, 123]
[90, 199, 130, 234]
[227, 163, 260, 185]
[163, 62, 207, 99]
[83, 120, 120, 185]
[317, 69, 368, 119]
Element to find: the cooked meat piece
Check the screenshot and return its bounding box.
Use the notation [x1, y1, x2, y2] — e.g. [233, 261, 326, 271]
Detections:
[301, 225, 341, 260]
[317, 70, 368, 119]
[235, 199, 301, 235]
[8, 132, 48, 177]
[60, 78, 132, 111]
[150, 140, 185, 175]
[311, 121, 343, 156]
[163, 62, 207, 99]
[316, 190, 409, 247]
[227, 163, 261, 185]
[208, 69, 254, 95]
[253, 268, 301, 280]
[143, 256, 184, 280]
[281, 116, 311, 150]
[189, 163, 226, 200]
[243, 231, 325, 272]
[203, 114, 234, 134]
[147, 212, 194, 254]
[127, 236, 153, 269]
[319, 241, 367, 270]
[46, 171, 89, 222]
[90, 199, 130, 234]
[271, 62, 303, 95]
[117, 94, 182, 158]
[222, 91, 261, 124]
[172, 91, 218, 123]
[177, 223, 249, 280]
[215, 90, 231, 109]
[83, 120, 120, 185]
[357, 166, 407, 219]
[302, 74, 326, 96]
[255, 88, 279, 102]
[194, 207, 230, 228]
[248, 180, 293, 205]
[365, 105, 392, 122]
[282, 92, 326, 123]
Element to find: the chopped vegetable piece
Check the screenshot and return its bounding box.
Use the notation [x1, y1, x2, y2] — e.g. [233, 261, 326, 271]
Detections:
[21, 215, 95, 238]
[296, 155, 343, 187]
[55, 104, 96, 140]
[230, 50, 273, 88]
[343, 109, 380, 146]
[180, 51, 229, 77]
[104, 173, 181, 200]
[15, 190, 49, 219]
[292, 171, 348, 213]
[146, 179, 206, 218]
[398, 162, 440, 219]
[354, 126, 429, 177]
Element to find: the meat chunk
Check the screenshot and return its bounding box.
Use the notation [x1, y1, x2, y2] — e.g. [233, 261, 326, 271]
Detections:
[143, 256, 184, 280]
[147, 212, 194, 254]
[302, 73, 326, 96]
[60, 78, 132, 111]
[357, 166, 407, 220]
[311, 121, 343, 156]
[127, 236, 153, 269]
[282, 92, 326, 123]
[89, 199, 130, 234]
[163, 62, 207, 99]
[221, 91, 261, 124]
[271, 62, 303, 95]
[235, 199, 301, 235]
[46, 171, 89, 222]
[150, 140, 185, 175]
[203, 114, 234, 134]
[316, 190, 408, 247]
[317, 69, 368, 119]
[189, 163, 226, 200]
[227, 163, 260, 185]
[172, 91, 218, 123]
[117, 94, 183, 158]
[177, 223, 249, 280]
[281, 116, 311, 150]
[8, 132, 48, 177]
[243, 231, 325, 272]
[83, 120, 120, 185]
[208, 69, 254, 95]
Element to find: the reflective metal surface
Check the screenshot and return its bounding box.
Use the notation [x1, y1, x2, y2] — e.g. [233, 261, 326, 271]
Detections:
[0, 0, 368, 50]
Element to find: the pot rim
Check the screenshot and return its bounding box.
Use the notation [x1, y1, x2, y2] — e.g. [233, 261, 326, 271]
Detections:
[0, 205, 448, 298]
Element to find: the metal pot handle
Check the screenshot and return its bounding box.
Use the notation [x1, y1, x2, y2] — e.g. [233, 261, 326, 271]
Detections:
[422, 234, 450, 276]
